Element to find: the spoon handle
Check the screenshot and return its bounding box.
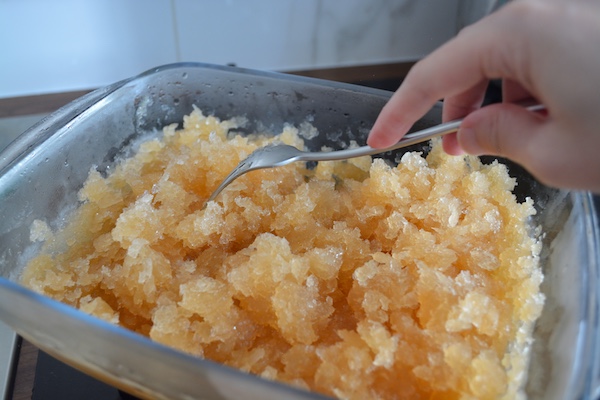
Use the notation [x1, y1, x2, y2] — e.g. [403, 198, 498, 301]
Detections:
[303, 103, 545, 162]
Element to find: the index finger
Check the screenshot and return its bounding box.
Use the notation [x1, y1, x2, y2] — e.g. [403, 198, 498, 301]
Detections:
[367, 2, 532, 148]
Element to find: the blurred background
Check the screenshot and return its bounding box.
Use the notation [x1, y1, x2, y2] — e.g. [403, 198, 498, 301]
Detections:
[0, 0, 501, 99]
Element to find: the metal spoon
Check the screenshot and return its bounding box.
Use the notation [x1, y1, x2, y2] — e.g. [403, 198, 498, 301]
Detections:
[207, 103, 545, 202]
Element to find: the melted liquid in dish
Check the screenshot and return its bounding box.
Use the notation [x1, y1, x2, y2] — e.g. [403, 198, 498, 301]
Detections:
[22, 108, 544, 399]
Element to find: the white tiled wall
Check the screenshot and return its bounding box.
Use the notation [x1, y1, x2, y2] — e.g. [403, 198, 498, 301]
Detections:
[173, 0, 460, 69]
[0, 0, 498, 99]
[0, 0, 178, 98]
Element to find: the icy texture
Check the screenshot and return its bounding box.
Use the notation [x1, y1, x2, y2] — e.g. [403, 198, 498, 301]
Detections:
[21, 107, 543, 400]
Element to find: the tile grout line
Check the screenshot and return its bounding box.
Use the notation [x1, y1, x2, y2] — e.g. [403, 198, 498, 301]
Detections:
[170, 0, 182, 62]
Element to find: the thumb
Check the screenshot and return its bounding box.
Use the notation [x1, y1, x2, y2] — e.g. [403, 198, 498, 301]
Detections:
[457, 103, 546, 164]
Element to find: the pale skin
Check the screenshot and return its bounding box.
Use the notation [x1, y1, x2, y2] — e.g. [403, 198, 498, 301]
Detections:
[367, 0, 600, 194]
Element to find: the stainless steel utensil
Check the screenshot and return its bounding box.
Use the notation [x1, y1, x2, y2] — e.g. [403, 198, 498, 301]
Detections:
[207, 103, 545, 202]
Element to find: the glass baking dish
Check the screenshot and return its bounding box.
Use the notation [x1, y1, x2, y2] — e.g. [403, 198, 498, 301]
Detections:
[0, 63, 598, 399]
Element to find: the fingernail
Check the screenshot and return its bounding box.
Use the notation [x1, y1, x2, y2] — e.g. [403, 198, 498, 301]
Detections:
[367, 133, 394, 149]
[442, 133, 465, 156]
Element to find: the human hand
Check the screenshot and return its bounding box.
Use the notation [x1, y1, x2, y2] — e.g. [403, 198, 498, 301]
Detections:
[367, 0, 600, 193]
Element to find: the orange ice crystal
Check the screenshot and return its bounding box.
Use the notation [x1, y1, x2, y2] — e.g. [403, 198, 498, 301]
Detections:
[22, 107, 544, 400]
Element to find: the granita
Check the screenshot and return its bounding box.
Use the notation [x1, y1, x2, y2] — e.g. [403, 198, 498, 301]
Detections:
[22, 107, 544, 400]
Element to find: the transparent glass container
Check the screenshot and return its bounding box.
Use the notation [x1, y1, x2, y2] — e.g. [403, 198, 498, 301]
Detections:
[0, 63, 598, 399]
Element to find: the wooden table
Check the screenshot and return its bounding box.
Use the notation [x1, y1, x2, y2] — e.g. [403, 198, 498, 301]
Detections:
[11, 340, 37, 400]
